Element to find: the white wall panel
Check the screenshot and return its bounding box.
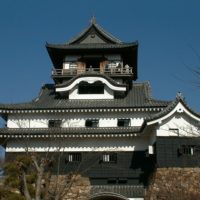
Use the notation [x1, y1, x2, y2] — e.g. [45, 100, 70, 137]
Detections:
[157, 113, 200, 137]
[7, 113, 145, 128]
[6, 137, 149, 152]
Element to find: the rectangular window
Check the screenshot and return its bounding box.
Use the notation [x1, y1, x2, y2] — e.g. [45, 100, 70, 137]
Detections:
[178, 145, 194, 155]
[78, 84, 104, 94]
[48, 120, 62, 128]
[68, 153, 82, 162]
[117, 119, 130, 127]
[118, 178, 127, 184]
[194, 145, 200, 154]
[85, 119, 99, 128]
[69, 62, 77, 69]
[102, 153, 117, 163]
[169, 128, 179, 135]
[107, 178, 117, 184]
[107, 178, 127, 184]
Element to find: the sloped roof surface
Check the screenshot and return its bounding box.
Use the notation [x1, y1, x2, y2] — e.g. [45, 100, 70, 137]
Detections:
[0, 82, 170, 110]
[46, 19, 137, 49]
[0, 126, 143, 135]
[66, 19, 122, 44]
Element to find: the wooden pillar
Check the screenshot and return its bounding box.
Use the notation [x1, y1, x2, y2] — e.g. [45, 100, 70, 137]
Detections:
[77, 62, 86, 74]
[100, 60, 108, 73]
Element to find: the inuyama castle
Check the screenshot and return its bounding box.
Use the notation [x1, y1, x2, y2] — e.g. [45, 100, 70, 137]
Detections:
[0, 19, 200, 200]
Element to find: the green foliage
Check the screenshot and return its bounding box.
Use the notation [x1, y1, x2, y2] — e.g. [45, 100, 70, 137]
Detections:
[0, 187, 25, 200]
[4, 162, 20, 176]
[3, 155, 37, 198]
[26, 172, 37, 183]
[4, 176, 20, 188]
[4, 162, 21, 189]
[27, 184, 35, 197]
[2, 155, 55, 200]
[16, 155, 32, 168]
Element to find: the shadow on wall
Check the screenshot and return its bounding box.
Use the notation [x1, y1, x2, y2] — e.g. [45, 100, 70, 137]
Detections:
[130, 151, 156, 186]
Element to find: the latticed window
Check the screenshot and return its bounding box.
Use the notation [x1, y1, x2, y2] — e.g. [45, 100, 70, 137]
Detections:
[85, 119, 99, 128]
[178, 145, 200, 156]
[78, 82, 104, 94]
[68, 153, 82, 162]
[178, 145, 194, 155]
[102, 153, 117, 163]
[169, 128, 179, 135]
[48, 120, 62, 128]
[194, 145, 200, 154]
[117, 119, 130, 127]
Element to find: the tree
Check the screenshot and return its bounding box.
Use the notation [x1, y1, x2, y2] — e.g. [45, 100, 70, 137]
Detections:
[1, 149, 93, 200]
[0, 119, 93, 200]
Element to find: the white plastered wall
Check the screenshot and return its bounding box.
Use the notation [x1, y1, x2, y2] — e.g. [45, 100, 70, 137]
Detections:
[7, 112, 146, 128]
[157, 113, 200, 137]
[6, 136, 149, 152]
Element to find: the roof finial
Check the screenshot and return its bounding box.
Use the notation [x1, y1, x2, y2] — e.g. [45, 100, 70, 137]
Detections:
[176, 91, 184, 100]
[90, 16, 96, 24]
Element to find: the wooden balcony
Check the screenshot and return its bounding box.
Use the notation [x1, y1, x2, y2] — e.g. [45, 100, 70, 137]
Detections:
[52, 67, 133, 77]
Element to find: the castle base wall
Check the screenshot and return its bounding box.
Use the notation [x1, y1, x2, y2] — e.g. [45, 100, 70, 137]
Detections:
[145, 168, 200, 200]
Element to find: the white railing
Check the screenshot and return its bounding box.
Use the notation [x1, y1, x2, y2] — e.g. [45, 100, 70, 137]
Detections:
[52, 67, 133, 76]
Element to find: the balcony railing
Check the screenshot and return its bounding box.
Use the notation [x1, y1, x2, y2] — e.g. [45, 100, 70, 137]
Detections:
[52, 67, 133, 76]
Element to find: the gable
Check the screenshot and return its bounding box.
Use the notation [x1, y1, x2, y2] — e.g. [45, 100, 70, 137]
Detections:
[68, 23, 121, 45]
[147, 101, 200, 137]
[79, 30, 107, 44]
[157, 112, 200, 137]
[148, 102, 200, 125]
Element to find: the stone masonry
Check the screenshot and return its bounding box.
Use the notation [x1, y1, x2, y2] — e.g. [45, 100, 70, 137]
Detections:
[145, 168, 200, 200]
[50, 174, 91, 200]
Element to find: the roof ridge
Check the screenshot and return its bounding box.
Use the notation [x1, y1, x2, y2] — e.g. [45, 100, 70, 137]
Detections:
[66, 23, 92, 44]
[65, 21, 122, 45]
[33, 84, 54, 102]
[94, 23, 122, 44]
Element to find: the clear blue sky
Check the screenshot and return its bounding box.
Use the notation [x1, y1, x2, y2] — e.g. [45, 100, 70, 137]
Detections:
[0, 0, 200, 111]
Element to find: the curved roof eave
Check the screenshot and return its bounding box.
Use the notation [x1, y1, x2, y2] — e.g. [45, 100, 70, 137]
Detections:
[56, 77, 126, 93]
[55, 73, 126, 89]
[45, 42, 138, 50]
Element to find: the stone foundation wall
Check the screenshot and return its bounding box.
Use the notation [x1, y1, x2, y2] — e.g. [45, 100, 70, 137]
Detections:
[145, 168, 200, 200]
[50, 174, 91, 200]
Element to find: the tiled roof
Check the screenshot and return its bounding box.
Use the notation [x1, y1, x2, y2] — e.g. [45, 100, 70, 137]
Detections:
[90, 185, 145, 198]
[0, 82, 171, 110]
[66, 21, 122, 44]
[46, 21, 138, 50]
[0, 126, 143, 135]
